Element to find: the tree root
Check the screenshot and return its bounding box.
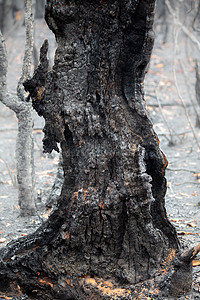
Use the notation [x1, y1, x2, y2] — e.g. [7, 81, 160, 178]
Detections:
[0, 243, 200, 299]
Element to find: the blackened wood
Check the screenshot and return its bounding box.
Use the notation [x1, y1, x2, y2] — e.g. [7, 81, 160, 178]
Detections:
[0, 1, 184, 299]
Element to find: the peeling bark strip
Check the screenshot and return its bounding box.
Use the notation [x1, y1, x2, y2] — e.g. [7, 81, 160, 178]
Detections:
[0, 1, 192, 299]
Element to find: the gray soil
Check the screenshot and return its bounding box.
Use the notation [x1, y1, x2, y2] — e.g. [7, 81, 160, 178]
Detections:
[0, 18, 200, 299]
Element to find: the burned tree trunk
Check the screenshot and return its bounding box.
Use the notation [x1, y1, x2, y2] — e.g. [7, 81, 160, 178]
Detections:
[0, 0, 190, 299]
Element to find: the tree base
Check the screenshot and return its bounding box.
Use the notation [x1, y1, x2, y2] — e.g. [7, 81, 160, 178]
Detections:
[0, 219, 196, 300]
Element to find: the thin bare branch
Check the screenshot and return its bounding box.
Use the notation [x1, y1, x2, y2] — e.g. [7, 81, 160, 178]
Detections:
[17, 0, 34, 101]
[172, 26, 200, 151]
[3, 93, 26, 114]
[0, 32, 23, 113]
[0, 32, 8, 100]
[165, 0, 200, 51]
[167, 168, 197, 173]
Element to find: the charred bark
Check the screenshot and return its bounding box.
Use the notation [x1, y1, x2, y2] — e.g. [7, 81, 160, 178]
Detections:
[46, 153, 64, 209]
[0, 1, 191, 299]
